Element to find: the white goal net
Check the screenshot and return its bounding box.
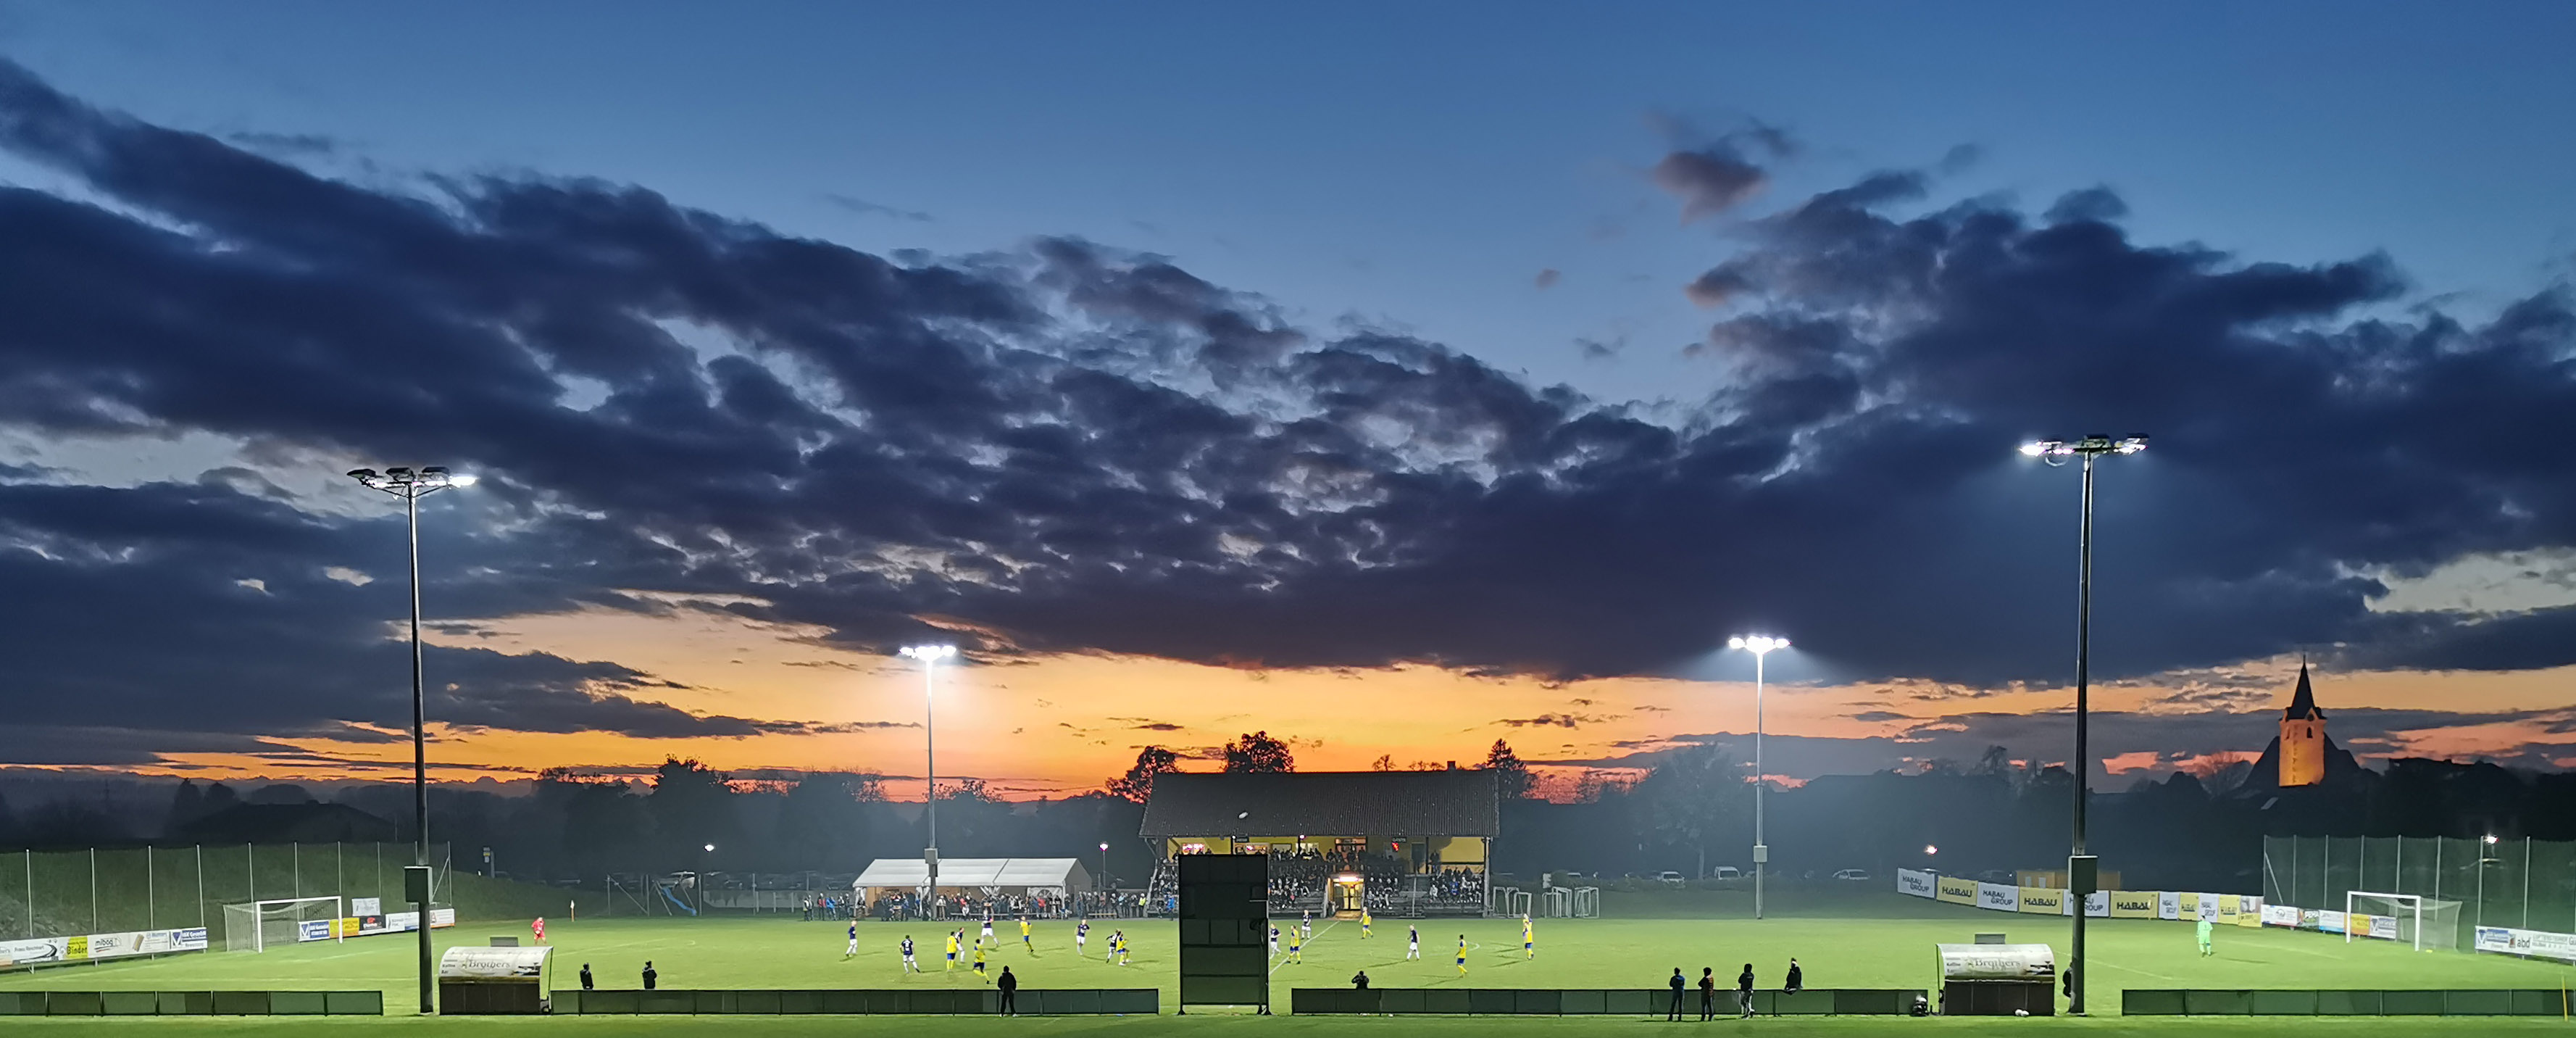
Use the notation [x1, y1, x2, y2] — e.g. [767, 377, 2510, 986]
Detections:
[2345, 891, 2460, 952]
[222, 897, 343, 953]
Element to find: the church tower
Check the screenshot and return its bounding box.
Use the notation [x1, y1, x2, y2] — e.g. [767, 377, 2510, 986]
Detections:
[2278, 663, 2326, 787]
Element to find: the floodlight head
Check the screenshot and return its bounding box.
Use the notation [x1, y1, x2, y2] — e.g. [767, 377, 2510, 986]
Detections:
[449, 473, 479, 486]
[704, 843, 714, 852]
[2018, 441, 2053, 457]
[1924, 844, 1938, 855]
[385, 467, 414, 482]
[899, 644, 957, 662]
[1730, 634, 1788, 656]
[347, 468, 380, 481]
[2114, 435, 2148, 455]
[1100, 842, 1109, 851]
[2484, 834, 2500, 845]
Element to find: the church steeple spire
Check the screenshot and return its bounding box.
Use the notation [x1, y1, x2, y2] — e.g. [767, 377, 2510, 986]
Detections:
[2284, 661, 2322, 721]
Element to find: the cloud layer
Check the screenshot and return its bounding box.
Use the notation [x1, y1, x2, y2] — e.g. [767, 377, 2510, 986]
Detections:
[1, 60, 2573, 768]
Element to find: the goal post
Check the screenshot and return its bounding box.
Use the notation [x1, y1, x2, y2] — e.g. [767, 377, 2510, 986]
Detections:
[2345, 891, 2461, 952]
[221, 897, 345, 953]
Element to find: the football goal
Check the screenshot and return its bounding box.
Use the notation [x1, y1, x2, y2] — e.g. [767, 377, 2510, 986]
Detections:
[2344, 891, 2461, 952]
[222, 897, 344, 953]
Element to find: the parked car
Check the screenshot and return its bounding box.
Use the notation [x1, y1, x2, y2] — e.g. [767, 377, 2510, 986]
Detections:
[1654, 871, 1687, 887]
[1833, 868, 1872, 881]
[1710, 866, 1743, 880]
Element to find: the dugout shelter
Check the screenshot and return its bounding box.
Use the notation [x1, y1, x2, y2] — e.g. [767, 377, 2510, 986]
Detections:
[1934, 942, 2055, 1016]
[438, 944, 554, 1015]
[1141, 770, 1499, 915]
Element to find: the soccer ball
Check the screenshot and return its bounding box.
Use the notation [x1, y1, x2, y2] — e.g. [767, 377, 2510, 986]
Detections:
[2014, 1009, 2030, 1017]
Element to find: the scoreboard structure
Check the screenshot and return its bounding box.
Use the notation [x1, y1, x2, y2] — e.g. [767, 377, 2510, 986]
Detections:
[1175, 854, 1269, 1013]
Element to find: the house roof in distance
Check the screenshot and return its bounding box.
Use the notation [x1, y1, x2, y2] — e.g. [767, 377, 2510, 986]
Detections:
[1139, 769, 1499, 838]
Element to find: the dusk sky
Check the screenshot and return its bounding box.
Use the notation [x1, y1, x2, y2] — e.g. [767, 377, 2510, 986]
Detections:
[1, 3, 2572, 797]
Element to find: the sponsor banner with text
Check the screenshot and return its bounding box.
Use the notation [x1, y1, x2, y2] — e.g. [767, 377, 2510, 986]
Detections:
[1935, 876, 1978, 905]
[2318, 910, 2347, 934]
[1977, 881, 2019, 913]
[2261, 904, 2300, 927]
[2017, 887, 2065, 915]
[2108, 892, 2158, 918]
[1896, 869, 1935, 898]
[2084, 891, 2110, 917]
[2475, 926, 2576, 961]
[2159, 892, 2183, 920]
[0, 937, 68, 969]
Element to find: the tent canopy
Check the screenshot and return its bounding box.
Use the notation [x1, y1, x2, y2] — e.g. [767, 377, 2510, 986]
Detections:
[852, 858, 1092, 893]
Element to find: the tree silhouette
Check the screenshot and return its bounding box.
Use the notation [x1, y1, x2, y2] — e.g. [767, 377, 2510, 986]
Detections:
[1106, 747, 1181, 802]
[1223, 731, 1295, 773]
[1484, 739, 1533, 800]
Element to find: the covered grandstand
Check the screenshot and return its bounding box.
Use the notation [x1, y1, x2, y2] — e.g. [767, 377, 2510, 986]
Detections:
[1140, 770, 1500, 918]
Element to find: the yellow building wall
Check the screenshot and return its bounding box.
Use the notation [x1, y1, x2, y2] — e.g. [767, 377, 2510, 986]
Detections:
[1433, 836, 1488, 865]
[2280, 719, 2325, 786]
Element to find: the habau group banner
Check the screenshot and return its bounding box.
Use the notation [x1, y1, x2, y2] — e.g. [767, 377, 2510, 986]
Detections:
[1935, 876, 1979, 905]
[2016, 887, 2065, 915]
[1976, 881, 2019, 913]
[1896, 869, 1935, 898]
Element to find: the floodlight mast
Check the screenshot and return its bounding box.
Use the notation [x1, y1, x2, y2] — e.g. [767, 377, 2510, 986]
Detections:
[900, 644, 956, 918]
[345, 465, 472, 1014]
[1725, 634, 1788, 920]
[2015, 433, 2146, 1016]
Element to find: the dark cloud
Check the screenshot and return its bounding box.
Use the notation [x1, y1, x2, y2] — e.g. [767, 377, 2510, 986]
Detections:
[822, 194, 933, 223]
[1554, 704, 2575, 782]
[1648, 121, 1796, 223]
[1495, 713, 1603, 729]
[0, 58, 2569, 778]
[1534, 269, 1561, 290]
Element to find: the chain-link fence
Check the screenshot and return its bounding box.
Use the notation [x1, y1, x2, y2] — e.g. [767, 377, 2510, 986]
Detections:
[0, 842, 454, 941]
[2264, 836, 2576, 951]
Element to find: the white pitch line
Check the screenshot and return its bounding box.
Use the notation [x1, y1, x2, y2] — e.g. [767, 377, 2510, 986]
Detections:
[1268, 918, 1341, 976]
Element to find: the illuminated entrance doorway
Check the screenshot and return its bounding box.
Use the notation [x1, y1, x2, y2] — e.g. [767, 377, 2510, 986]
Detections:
[1330, 873, 1364, 914]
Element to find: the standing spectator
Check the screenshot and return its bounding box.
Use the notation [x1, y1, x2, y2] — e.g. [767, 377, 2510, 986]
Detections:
[641, 961, 658, 990]
[579, 963, 594, 991]
[997, 966, 1019, 1015]
[1736, 963, 1756, 1018]
[1667, 968, 1685, 1021]
[1785, 958, 1803, 995]
[1352, 971, 1370, 990]
[1698, 967, 1717, 1021]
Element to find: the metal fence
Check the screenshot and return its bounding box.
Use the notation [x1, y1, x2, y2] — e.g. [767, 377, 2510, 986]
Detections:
[2262, 836, 2576, 950]
[0, 843, 453, 942]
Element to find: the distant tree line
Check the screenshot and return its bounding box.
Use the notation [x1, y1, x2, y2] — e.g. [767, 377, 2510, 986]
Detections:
[1, 739, 2569, 894]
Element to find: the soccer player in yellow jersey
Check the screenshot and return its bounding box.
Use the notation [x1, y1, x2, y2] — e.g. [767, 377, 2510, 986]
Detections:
[1020, 917, 1032, 952]
[1456, 934, 1468, 976]
[1360, 908, 1372, 937]
[1522, 914, 1535, 959]
[1287, 927, 1303, 963]
[973, 940, 988, 979]
[944, 931, 959, 970]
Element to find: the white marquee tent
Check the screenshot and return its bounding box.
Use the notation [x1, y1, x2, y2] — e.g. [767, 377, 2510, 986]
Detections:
[852, 858, 1092, 898]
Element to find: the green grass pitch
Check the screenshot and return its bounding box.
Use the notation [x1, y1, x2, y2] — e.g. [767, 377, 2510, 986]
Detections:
[1, 892, 2569, 1034]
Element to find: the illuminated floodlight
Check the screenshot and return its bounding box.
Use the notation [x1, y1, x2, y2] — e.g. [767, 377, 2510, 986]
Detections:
[703, 843, 714, 852]
[1925, 844, 1939, 856]
[900, 644, 958, 662]
[2484, 834, 2501, 845]
[1727, 634, 1789, 655]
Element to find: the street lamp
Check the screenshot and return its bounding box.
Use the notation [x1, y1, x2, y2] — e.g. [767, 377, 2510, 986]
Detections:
[346, 465, 474, 1015]
[2478, 834, 2500, 926]
[1099, 842, 1112, 890]
[700, 844, 716, 915]
[2017, 433, 2146, 1016]
[900, 644, 957, 918]
[1727, 634, 1788, 920]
